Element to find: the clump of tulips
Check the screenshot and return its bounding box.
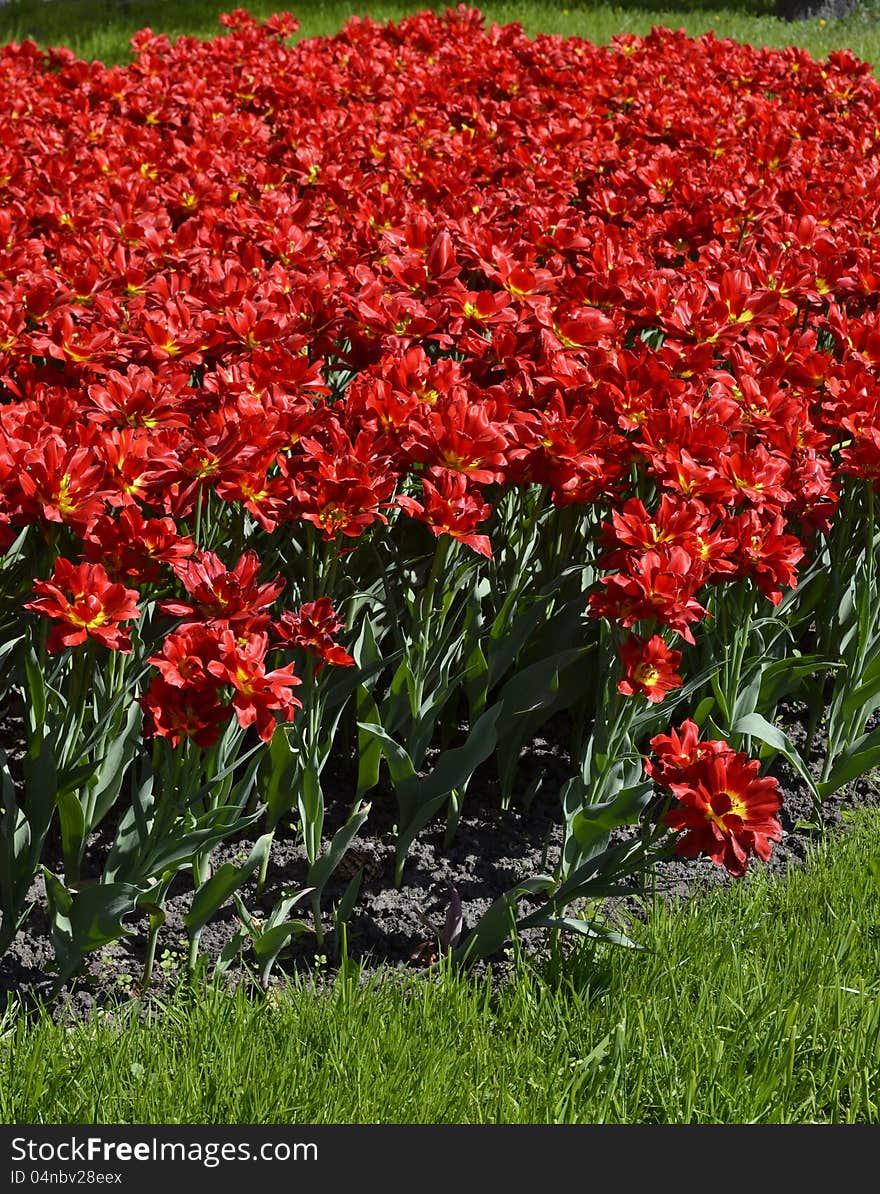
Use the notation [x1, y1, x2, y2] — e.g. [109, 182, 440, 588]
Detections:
[0, 8, 878, 986]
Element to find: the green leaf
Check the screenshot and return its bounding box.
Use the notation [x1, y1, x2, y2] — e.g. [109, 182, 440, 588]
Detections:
[842, 660, 880, 728]
[56, 761, 98, 800]
[486, 595, 555, 689]
[212, 927, 249, 978]
[252, 920, 312, 986]
[492, 648, 590, 804]
[262, 725, 300, 828]
[184, 833, 274, 935]
[267, 887, 313, 929]
[733, 713, 820, 805]
[759, 656, 840, 707]
[462, 640, 489, 719]
[334, 869, 364, 936]
[526, 915, 642, 949]
[298, 765, 324, 866]
[56, 789, 86, 879]
[43, 871, 145, 983]
[139, 806, 263, 879]
[0, 753, 35, 954]
[104, 767, 155, 883]
[393, 790, 451, 886]
[0, 632, 24, 668]
[709, 669, 731, 729]
[691, 696, 716, 726]
[352, 612, 383, 672]
[356, 687, 383, 797]
[24, 646, 47, 746]
[404, 704, 502, 808]
[817, 725, 880, 799]
[553, 837, 652, 905]
[568, 781, 654, 862]
[386, 659, 418, 730]
[355, 722, 416, 787]
[393, 705, 503, 880]
[454, 876, 555, 964]
[88, 700, 142, 826]
[23, 737, 57, 842]
[497, 649, 586, 721]
[731, 665, 763, 726]
[307, 805, 371, 896]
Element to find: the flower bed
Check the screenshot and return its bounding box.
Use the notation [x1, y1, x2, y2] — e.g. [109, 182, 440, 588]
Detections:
[2, 6, 880, 989]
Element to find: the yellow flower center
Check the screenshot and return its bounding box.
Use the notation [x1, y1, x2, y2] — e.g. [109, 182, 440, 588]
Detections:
[705, 791, 747, 834]
[634, 663, 660, 687]
[55, 474, 75, 517]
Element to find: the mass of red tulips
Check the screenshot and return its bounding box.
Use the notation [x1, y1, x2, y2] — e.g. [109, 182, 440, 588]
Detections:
[2, 7, 879, 984]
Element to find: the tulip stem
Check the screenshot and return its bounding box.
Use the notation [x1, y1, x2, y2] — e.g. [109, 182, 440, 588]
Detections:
[187, 851, 212, 972]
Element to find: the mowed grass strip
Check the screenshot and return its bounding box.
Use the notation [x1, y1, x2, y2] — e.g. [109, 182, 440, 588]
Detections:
[3, 808, 880, 1124]
[3, 0, 880, 68]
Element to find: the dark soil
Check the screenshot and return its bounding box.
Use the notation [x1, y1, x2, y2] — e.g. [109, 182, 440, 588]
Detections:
[2, 701, 877, 1019]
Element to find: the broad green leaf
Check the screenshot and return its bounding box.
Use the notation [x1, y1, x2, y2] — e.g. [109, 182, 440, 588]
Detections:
[733, 713, 820, 804]
[184, 833, 274, 935]
[709, 669, 731, 728]
[23, 737, 57, 841]
[526, 915, 641, 949]
[487, 594, 556, 689]
[691, 696, 716, 726]
[0, 632, 24, 667]
[139, 806, 263, 878]
[497, 649, 586, 722]
[454, 876, 555, 963]
[24, 646, 47, 746]
[104, 768, 155, 883]
[817, 725, 880, 799]
[410, 703, 502, 803]
[44, 871, 145, 982]
[334, 869, 364, 935]
[88, 700, 142, 826]
[759, 656, 840, 708]
[262, 886, 313, 931]
[498, 653, 589, 804]
[252, 920, 312, 986]
[356, 687, 383, 797]
[56, 790, 86, 880]
[393, 790, 451, 886]
[842, 663, 880, 728]
[731, 665, 763, 726]
[57, 762, 99, 801]
[554, 837, 652, 905]
[212, 927, 249, 978]
[262, 725, 300, 828]
[355, 722, 416, 786]
[0, 753, 35, 954]
[386, 659, 418, 730]
[298, 765, 324, 866]
[569, 781, 654, 860]
[352, 612, 382, 672]
[463, 640, 489, 719]
[307, 805, 371, 895]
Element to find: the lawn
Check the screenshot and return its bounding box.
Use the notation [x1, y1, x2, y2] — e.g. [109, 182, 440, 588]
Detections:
[4, 808, 880, 1124]
[2, 0, 880, 67]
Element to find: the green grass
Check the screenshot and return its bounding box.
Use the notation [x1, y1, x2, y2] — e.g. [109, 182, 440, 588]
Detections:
[3, 808, 880, 1124]
[2, 0, 880, 69]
